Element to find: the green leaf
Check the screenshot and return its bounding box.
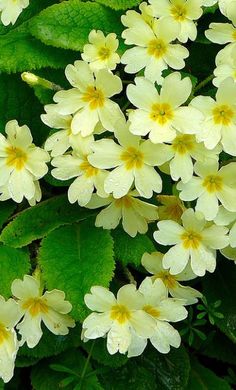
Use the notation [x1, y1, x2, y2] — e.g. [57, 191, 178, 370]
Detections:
[187, 358, 232, 390]
[0, 195, 95, 248]
[0, 245, 30, 298]
[38, 220, 115, 321]
[0, 201, 16, 230]
[112, 229, 155, 267]
[202, 261, 236, 343]
[82, 339, 128, 368]
[93, 0, 142, 10]
[29, 0, 123, 51]
[200, 331, 236, 366]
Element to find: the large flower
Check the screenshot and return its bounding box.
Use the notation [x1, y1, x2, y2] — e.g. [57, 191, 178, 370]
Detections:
[121, 14, 188, 83]
[0, 0, 29, 25]
[127, 73, 203, 143]
[0, 120, 49, 203]
[11, 275, 75, 348]
[0, 297, 21, 383]
[82, 284, 156, 355]
[86, 191, 158, 237]
[148, 0, 203, 43]
[177, 161, 236, 220]
[154, 208, 229, 276]
[141, 252, 202, 304]
[53, 61, 123, 136]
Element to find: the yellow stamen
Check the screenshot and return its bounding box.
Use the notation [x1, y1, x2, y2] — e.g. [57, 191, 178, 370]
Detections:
[22, 298, 48, 317]
[212, 104, 234, 125]
[147, 38, 167, 59]
[114, 196, 133, 209]
[172, 134, 194, 155]
[181, 230, 202, 249]
[6, 146, 27, 170]
[143, 304, 160, 318]
[98, 46, 111, 60]
[110, 304, 131, 324]
[0, 324, 9, 345]
[202, 174, 223, 193]
[170, 4, 187, 21]
[154, 271, 177, 289]
[80, 159, 99, 178]
[150, 103, 173, 125]
[82, 86, 105, 110]
[120, 146, 144, 170]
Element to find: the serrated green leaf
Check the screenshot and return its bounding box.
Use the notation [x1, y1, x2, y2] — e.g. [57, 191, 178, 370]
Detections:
[0, 245, 30, 298]
[29, 0, 123, 51]
[15, 355, 40, 368]
[0, 195, 95, 248]
[82, 339, 128, 368]
[93, 0, 141, 10]
[187, 358, 232, 390]
[38, 220, 115, 321]
[202, 261, 236, 343]
[0, 201, 16, 230]
[112, 229, 155, 267]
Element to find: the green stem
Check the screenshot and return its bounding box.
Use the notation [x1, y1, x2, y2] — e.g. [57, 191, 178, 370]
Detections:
[188, 74, 214, 102]
[21, 72, 62, 91]
[78, 341, 95, 389]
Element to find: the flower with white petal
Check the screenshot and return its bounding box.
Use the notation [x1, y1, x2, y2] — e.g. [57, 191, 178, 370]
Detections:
[121, 14, 188, 84]
[190, 77, 236, 155]
[86, 191, 158, 237]
[0, 297, 21, 383]
[51, 135, 108, 207]
[127, 73, 203, 143]
[11, 275, 75, 348]
[82, 284, 156, 355]
[81, 30, 120, 71]
[148, 0, 203, 43]
[154, 208, 229, 276]
[177, 161, 236, 220]
[0, 120, 49, 203]
[53, 61, 123, 136]
[214, 206, 236, 260]
[0, 180, 42, 206]
[157, 195, 185, 222]
[88, 120, 169, 198]
[213, 45, 236, 87]
[218, 0, 236, 23]
[141, 252, 202, 304]
[205, 21, 236, 46]
[202, 0, 217, 5]
[0, 0, 29, 26]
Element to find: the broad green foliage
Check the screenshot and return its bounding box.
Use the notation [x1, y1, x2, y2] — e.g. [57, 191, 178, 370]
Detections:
[0, 201, 16, 230]
[188, 359, 232, 390]
[93, 0, 142, 10]
[202, 332, 236, 366]
[82, 339, 128, 368]
[29, 0, 123, 51]
[0, 245, 30, 298]
[38, 221, 115, 320]
[0, 195, 95, 248]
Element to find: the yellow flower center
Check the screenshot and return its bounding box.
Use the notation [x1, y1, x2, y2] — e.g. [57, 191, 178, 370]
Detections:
[80, 159, 99, 178]
[143, 304, 160, 318]
[172, 134, 194, 155]
[0, 323, 9, 345]
[82, 86, 105, 110]
[154, 271, 177, 289]
[120, 146, 144, 170]
[5, 146, 27, 170]
[22, 297, 48, 317]
[150, 103, 174, 125]
[114, 195, 133, 209]
[98, 46, 111, 60]
[147, 38, 167, 59]
[212, 104, 234, 126]
[170, 4, 187, 21]
[181, 230, 202, 249]
[110, 304, 131, 324]
[202, 174, 223, 193]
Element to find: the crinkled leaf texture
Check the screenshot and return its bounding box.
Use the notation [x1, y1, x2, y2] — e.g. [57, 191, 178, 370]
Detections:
[38, 221, 115, 321]
[188, 358, 231, 390]
[94, 0, 142, 10]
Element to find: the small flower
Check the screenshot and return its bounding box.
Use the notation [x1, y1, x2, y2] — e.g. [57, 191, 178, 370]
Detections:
[0, 180, 42, 206]
[127, 73, 203, 143]
[81, 30, 120, 71]
[86, 190, 158, 237]
[53, 61, 123, 136]
[213, 45, 236, 87]
[141, 252, 202, 304]
[0, 120, 49, 203]
[148, 0, 203, 43]
[205, 21, 236, 45]
[190, 77, 236, 155]
[177, 161, 236, 220]
[11, 275, 75, 348]
[121, 14, 188, 83]
[82, 284, 156, 355]
[0, 0, 29, 26]
[0, 296, 21, 383]
[157, 195, 185, 222]
[154, 208, 229, 276]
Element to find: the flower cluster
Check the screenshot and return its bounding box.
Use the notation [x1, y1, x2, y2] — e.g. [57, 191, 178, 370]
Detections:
[0, 0, 29, 26]
[0, 275, 74, 383]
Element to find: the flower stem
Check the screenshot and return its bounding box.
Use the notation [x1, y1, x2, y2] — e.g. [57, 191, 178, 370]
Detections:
[188, 74, 214, 103]
[78, 340, 95, 389]
[21, 72, 62, 91]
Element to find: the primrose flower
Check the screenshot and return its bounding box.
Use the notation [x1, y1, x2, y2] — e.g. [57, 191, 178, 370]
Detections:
[0, 180, 42, 206]
[202, 0, 217, 5]
[154, 208, 229, 276]
[205, 22, 236, 45]
[51, 135, 108, 207]
[157, 195, 185, 223]
[142, 252, 202, 304]
[0, 120, 49, 203]
[82, 284, 156, 355]
[177, 161, 236, 220]
[11, 275, 75, 348]
[148, 0, 203, 43]
[81, 30, 120, 71]
[53, 61, 123, 136]
[190, 77, 236, 155]
[214, 206, 236, 258]
[88, 120, 169, 198]
[86, 191, 158, 237]
[218, 0, 236, 23]
[127, 73, 203, 143]
[0, 297, 21, 383]
[121, 15, 188, 83]
[0, 0, 29, 26]
[213, 45, 236, 87]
